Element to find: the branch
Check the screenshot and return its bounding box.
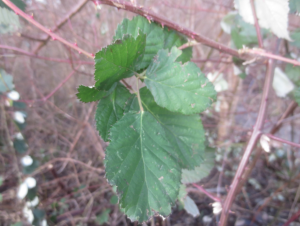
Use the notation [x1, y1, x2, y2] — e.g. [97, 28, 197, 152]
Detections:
[219, 59, 275, 225]
[93, 0, 240, 58]
[250, 0, 263, 48]
[32, 0, 90, 54]
[265, 134, 300, 149]
[0, 45, 93, 65]
[2, 0, 94, 59]
[192, 183, 221, 203]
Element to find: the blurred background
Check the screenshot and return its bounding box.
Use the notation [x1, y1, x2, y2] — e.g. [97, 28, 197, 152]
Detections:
[0, 0, 300, 225]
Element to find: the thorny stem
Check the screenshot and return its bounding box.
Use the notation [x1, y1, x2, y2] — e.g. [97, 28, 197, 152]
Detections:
[2, 0, 94, 59]
[93, 0, 300, 66]
[250, 0, 263, 48]
[219, 59, 275, 226]
[136, 77, 144, 112]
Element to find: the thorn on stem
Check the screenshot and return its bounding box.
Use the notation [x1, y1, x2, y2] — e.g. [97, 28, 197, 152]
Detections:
[78, 51, 81, 54]
[91, 53, 95, 57]
[30, 14, 34, 19]
[74, 43, 78, 47]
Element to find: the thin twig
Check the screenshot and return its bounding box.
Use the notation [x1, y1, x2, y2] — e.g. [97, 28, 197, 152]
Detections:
[250, 0, 263, 48]
[265, 134, 300, 149]
[219, 59, 275, 226]
[2, 0, 94, 59]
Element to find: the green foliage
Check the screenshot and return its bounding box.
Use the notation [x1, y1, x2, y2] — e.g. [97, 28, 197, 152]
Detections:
[78, 15, 216, 222]
[294, 87, 300, 106]
[289, 0, 300, 14]
[0, 0, 26, 11]
[13, 137, 28, 154]
[285, 64, 300, 86]
[95, 83, 132, 142]
[0, 69, 14, 93]
[290, 29, 300, 48]
[76, 86, 107, 103]
[23, 159, 39, 174]
[181, 147, 215, 184]
[94, 32, 146, 90]
[0, 6, 21, 34]
[96, 209, 111, 225]
[144, 47, 216, 114]
[114, 16, 192, 68]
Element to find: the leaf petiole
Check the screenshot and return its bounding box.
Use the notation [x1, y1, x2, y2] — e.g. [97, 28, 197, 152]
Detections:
[136, 77, 144, 112]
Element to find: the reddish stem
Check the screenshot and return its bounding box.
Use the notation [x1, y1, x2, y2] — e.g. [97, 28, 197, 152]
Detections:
[265, 134, 300, 149]
[283, 209, 300, 226]
[250, 0, 263, 48]
[219, 59, 275, 226]
[192, 183, 221, 203]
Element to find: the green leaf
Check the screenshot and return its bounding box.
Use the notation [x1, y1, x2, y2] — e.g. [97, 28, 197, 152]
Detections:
[96, 209, 111, 225]
[125, 87, 206, 170]
[0, 0, 26, 11]
[105, 111, 182, 222]
[285, 64, 300, 87]
[76, 85, 108, 103]
[13, 101, 26, 109]
[110, 195, 118, 205]
[181, 147, 215, 184]
[0, 176, 3, 186]
[163, 28, 192, 63]
[95, 83, 132, 142]
[32, 208, 45, 226]
[294, 87, 300, 106]
[144, 47, 216, 115]
[10, 222, 22, 226]
[0, 69, 14, 93]
[23, 160, 39, 174]
[13, 138, 28, 154]
[0, 194, 2, 202]
[114, 16, 164, 70]
[290, 0, 300, 14]
[0, 6, 21, 34]
[290, 29, 300, 48]
[94, 33, 146, 90]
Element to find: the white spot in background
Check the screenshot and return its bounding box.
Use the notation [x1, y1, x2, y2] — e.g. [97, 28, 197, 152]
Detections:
[25, 177, 36, 189]
[212, 202, 222, 215]
[233, 65, 242, 76]
[21, 155, 33, 166]
[203, 215, 212, 223]
[88, 85, 94, 88]
[272, 67, 294, 97]
[41, 219, 48, 226]
[207, 72, 228, 92]
[220, 11, 237, 34]
[23, 206, 34, 223]
[260, 134, 271, 153]
[14, 111, 26, 123]
[26, 196, 39, 207]
[7, 90, 20, 100]
[17, 182, 28, 199]
[15, 132, 24, 140]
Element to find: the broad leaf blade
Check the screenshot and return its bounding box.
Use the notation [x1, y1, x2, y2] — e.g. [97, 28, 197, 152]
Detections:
[114, 16, 164, 70]
[94, 33, 146, 90]
[285, 64, 300, 87]
[105, 111, 181, 222]
[126, 87, 206, 170]
[290, 0, 300, 14]
[0, 69, 14, 93]
[95, 83, 132, 142]
[163, 28, 192, 63]
[0, 6, 21, 34]
[76, 85, 107, 103]
[144, 47, 216, 115]
[290, 29, 300, 49]
[181, 147, 215, 184]
[0, 0, 26, 11]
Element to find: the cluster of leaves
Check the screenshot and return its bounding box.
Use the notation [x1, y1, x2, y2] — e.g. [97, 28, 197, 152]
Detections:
[77, 16, 216, 222]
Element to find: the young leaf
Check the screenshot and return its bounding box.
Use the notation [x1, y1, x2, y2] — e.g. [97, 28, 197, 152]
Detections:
[114, 16, 164, 70]
[235, 0, 291, 40]
[125, 87, 206, 170]
[105, 111, 181, 222]
[95, 83, 133, 142]
[94, 32, 146, 90]
[76, 85, 107, 103]
[163, 28, 192, 63]
[184, 196, 200, 217]
[0, 0, 26, 12]
[181, 147, 215, 184]
[144, 47, 216, 115]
